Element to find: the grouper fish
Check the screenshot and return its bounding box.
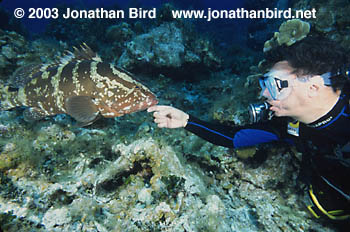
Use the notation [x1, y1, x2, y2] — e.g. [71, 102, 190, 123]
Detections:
[0, 44, 158, 126]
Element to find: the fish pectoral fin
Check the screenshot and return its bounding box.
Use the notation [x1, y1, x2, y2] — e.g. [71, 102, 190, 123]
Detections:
[66, 96, 99, 125]
[75, 114, 102, 128]
[23, 107, 46, 122]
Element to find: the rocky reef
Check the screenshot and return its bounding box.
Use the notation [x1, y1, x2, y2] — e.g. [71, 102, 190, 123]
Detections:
[44, 4, 222, 80]
[0, 30, 28, 81]
[292, 0, 350, 49]
[117, 22, 186, 69]
[116, 21, 221, 79]
[245, 0, 350, 52]
[0, 29, 67, 86]
[0, 113, 337, 231]
[0, 56, 338, 231]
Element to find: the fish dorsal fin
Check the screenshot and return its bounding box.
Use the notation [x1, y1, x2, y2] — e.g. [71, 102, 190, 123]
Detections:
[72, 43, 101, 62]
[56, 43, 102, 67]
[65, 96, 100, 126]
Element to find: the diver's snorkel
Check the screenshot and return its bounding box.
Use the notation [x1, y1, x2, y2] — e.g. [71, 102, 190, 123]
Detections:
[248, 102, 274, 124]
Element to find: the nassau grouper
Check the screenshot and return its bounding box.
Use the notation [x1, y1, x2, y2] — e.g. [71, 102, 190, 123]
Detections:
[0, 44, 158, 126]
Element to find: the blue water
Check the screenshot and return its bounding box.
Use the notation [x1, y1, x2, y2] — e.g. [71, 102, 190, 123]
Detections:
[0, 0, 247, 41]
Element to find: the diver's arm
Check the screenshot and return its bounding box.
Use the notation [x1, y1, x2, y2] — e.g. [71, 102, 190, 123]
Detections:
[185, 115, 284, 148]
[148, 105, 285, 148]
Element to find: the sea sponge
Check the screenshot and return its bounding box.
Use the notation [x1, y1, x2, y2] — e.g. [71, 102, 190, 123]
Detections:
[277, 19, 310, 46]
[263, 32, 280, 52]
[263, 19, 310, 52]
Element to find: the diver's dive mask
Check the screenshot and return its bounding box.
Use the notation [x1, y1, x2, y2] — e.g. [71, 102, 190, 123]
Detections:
[259, 74, 292, 100]
[320, 63, 350, 86]
[250, 74, 293, 124]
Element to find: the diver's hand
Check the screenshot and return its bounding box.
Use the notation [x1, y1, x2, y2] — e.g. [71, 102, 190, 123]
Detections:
[147, 105, 189, 128]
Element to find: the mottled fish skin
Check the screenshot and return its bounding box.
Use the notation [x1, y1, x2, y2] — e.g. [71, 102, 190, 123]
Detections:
[0, 44, 158, 125]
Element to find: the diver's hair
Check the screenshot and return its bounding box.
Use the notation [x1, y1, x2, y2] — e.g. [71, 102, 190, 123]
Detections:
[265, 35, 350, 91]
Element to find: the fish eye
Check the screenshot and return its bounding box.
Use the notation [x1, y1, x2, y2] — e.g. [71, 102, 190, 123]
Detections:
[135, 86, 140, 89]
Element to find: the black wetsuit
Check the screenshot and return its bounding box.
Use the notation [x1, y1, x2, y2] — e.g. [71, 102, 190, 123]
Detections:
[185, 92, 350, 221]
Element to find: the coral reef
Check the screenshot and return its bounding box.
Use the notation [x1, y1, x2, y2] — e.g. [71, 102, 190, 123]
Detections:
[0, 120, 337, 231]
[117, 21, 221, 79]
[0, 3, 344, 231]
[276, 19, 310, 46]
[0, 30, 66, 86]
[291, 0, 350, 49]
[261, 1, 350, 53]
[0, 67, 339, 231]
[117, 22, 185, 69]
[263, 19, 310, 52]
[0, 30, 27, 80]
[106, 22, 135, 44]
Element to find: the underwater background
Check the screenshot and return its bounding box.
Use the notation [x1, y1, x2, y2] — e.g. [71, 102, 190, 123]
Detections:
[0, 0, 349, 231]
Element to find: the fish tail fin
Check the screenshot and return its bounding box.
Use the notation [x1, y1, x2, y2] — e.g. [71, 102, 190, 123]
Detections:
[0, 83, 20, 110]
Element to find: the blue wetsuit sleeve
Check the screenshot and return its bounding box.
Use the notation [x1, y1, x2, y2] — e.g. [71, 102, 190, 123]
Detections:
[184, 114, 283, 148]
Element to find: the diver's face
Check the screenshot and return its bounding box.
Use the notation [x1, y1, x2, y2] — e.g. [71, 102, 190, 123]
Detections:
[262, 61, 309, 118]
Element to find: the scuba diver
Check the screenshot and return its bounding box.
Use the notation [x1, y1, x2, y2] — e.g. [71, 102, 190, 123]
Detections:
[148, 35, 350, 229]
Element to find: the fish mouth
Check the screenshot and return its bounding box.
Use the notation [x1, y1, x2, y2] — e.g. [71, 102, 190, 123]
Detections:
[149, 97, 158, 107]
[140, 96, 158, 111]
